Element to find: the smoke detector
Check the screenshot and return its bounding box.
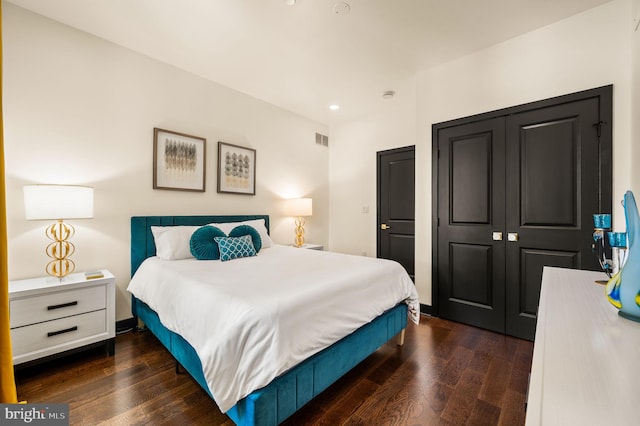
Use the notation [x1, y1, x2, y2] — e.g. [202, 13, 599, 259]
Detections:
[333, 2, 350, 15]
[382, 90, 395, 99]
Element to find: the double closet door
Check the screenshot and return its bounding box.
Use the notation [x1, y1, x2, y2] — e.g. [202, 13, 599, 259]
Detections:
[433, 86, 612, 340]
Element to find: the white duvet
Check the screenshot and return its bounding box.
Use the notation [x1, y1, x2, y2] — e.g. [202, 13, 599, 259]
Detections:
[127, 245, 419, 412]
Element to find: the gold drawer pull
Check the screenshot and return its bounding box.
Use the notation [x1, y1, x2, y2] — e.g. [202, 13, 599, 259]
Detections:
[47, 301, 78, 311]
[47, 326, 78, 338]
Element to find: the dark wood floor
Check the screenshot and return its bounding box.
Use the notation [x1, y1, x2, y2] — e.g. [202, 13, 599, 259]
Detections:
[14, 315, 533, 425]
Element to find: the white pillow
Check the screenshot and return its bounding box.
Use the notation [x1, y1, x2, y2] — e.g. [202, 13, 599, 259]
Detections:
[208, 219, 273, 249]
[151, 226, 200, 260]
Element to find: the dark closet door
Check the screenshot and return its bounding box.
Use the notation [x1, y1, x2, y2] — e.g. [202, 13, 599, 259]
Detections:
[433, 86, 612, 340]
[504, 98, 602, 339]
[436, 118, 506, 332]
[377, 146, 415, 280]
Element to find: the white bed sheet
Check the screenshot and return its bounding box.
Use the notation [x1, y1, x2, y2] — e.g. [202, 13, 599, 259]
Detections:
[127, 245, 419, 412]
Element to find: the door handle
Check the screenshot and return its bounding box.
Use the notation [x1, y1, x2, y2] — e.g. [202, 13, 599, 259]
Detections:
[508, 232, 519, 242]
[492, 232, 503, 241]
[381, 224, 391, 230]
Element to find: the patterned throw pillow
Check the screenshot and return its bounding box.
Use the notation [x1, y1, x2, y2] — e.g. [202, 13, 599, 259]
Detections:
[214, 235, 257, 262]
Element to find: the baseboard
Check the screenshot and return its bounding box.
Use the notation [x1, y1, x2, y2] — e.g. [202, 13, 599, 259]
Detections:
[420, 303, 433, 316]
[116, 317, 137, 334]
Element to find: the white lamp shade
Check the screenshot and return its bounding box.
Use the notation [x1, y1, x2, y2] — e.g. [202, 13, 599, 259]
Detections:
[286, 198, 313, 217]
[24, 185, 94, 220]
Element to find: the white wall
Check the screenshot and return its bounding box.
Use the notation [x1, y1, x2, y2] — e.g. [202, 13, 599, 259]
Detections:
[3, 4, 329, 321]
[632, 0, 640, 190]
[329, 77, 416, 257]
[330, 0, 635, 306]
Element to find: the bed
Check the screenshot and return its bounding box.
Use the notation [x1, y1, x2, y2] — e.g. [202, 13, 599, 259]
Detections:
[129, 215, 418, 425]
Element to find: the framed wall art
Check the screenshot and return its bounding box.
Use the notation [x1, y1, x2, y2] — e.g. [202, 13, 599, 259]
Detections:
[153, 128, 206, 192]
[217, 141, 256, 195]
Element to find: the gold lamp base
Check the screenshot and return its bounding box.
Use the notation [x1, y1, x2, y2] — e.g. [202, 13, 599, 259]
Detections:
[45, 219, 76, 279]
[294, 216, 306, 248]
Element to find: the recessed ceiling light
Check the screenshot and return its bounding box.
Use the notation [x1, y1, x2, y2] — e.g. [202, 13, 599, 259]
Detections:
[284, 0, 296, 5]
[329, 104, 340, 111]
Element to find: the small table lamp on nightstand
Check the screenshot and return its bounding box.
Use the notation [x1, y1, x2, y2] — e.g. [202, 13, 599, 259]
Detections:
[286, 197, 313, 248]
[23, 185, 94, 279]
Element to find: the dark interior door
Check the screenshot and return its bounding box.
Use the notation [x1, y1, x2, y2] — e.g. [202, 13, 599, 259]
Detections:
[436, 118, 507, 333]
[504, 98, 602, 339]
[377, 146, 415, 280]
[433, 86, 612, 340]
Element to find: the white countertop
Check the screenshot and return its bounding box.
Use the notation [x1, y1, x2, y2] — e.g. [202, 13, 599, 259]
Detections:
[526, 266, 640, 425]
[9, 269, 115, 298]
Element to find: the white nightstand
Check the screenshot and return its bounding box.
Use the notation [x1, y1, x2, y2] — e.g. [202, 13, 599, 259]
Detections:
[297, 244, 324, 251]
[9, 269, 116, 366]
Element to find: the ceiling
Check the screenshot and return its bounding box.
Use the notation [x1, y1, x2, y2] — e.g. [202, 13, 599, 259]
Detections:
[7, 0, 612, 125]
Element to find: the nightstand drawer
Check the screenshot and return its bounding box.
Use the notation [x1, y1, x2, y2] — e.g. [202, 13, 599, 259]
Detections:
[10, 285, 106, 328]
[11, 309, 107, 357]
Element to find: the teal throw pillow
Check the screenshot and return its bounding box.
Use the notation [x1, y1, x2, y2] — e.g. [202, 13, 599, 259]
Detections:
[229, 225, 262, 252]
[214, 235, 257, 262]
[190, 226, 226, 260]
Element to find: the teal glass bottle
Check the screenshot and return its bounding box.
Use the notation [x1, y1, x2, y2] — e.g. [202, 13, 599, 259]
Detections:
[606, 191, 640, 321]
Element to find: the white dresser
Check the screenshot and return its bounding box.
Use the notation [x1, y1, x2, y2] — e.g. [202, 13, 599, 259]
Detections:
[9, 270, 116, 366]
[526, 266, 640, 425]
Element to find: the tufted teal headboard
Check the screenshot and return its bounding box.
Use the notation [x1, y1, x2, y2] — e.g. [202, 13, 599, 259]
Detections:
[130, 215, 270, 277]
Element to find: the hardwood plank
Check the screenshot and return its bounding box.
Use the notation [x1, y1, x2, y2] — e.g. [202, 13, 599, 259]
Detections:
[355, 365, 441, 425]
[438, 345, 473, 387]
[468, 399, 501, 426]
[423, 380, 454, 415]
[478, 356, 512, 406]
[497, 389, 527, 426]
[14, 315, 533, 425]
[440, 369, 484, 424]
[468, 349, 492, 374]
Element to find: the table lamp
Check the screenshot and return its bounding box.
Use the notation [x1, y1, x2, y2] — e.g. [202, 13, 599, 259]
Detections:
[24, 185, 94, 279]
[285, 198, 312, 247]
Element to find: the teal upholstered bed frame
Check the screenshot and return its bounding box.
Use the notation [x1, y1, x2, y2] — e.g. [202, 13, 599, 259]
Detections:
[130, 215, 408, 426]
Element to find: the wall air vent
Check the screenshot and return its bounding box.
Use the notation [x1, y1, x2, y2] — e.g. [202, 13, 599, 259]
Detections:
[315, 132, 329, 147]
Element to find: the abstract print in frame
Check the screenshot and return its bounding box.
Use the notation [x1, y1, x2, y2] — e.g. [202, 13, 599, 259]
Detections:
[153, 128, 206, 192]
[217, 141, 256, 195]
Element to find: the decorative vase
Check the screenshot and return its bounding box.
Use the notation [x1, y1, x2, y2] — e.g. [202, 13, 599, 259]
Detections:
[607, 231, 627, 275]
[606, 191, 640, 321]
[592, 213, 613, 277]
